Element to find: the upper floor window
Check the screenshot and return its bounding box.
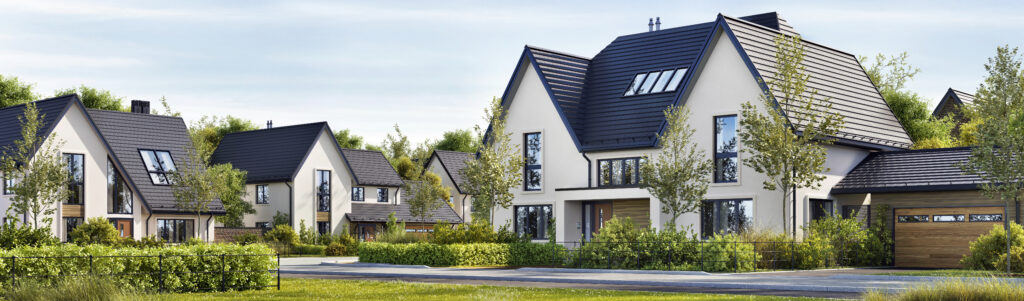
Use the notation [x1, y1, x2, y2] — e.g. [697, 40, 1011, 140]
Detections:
[139, 150, 176, 185]
[623, 68, 688, 96]
[107, 160, 132, 214]
[316, 170, 331, 212]
[64, 153, 84, 205]
[713, 115, 738, 183]
[352, 187, 365, 202]
[377, 188, 389, 203]
[2, 177, 13, 195]
[524, 132, 542, 191]
[255, 184, 269, 204]
[598, 158, 643, 187]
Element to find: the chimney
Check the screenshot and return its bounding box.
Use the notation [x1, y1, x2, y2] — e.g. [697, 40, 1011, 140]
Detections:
[648, 18, 654, 32]
[130, 100, 150, 114]
[656, 17, 661, 31]
[266, 120, 273, 129]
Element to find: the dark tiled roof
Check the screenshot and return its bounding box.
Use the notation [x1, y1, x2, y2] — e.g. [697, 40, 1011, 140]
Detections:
[210, 122, 328, 183]
[526, 46, 591, 138]
[340, 149, 404, 187]
[88, 109, 225, 214]
[347, 202, 462, 224]
[431, 150, 473, 194]
[932, 88, 976, 117]
[831, 147, 983, 194]
[952, 89, 975, 105]
[0, 95, 76, 151]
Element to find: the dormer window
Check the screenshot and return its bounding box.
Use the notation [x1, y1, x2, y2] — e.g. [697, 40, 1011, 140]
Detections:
[139, 150, 176, 185]
[623, 68, 688, 96]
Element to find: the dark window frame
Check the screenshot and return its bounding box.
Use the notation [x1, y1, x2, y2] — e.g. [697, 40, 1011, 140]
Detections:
[64, 216, 83, 242]
[352, 187, 365, 202]
[700, 199, 753, 239]
[317, 221, 329, 235]
[622, 67, 689, 97]
[969, 214, 1003, 222]
[597, 157, 642, 187]
[841, 205, 871, 225]
[932, 214, 965, 222]
[377, 188, 389, 203]
[523, 132, 542, 191]
[256, 222, 271, 229]
[157, 219, 194, 243]
[897, 215, 929, 223]
[713, 115, 739, 183]
[107, 159, 133, 214]
[2, 176, 13, 195]
[809, 199, 834, 222]
[63, 153, 85, 205]
[138, 149, 176, 185]
[316, 170, 331, 212]
[513, 205, 552, 240]
[255, 184, 270, 204]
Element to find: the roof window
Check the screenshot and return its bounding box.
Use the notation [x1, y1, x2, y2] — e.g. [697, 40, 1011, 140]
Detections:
[623, 68, 688, 96]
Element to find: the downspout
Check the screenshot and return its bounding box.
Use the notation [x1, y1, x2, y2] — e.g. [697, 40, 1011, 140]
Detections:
[582, 153, 592, 188]
[285, 182, 294, 227]
[145, 211, 152, 237]
[206, 214, 214, 242]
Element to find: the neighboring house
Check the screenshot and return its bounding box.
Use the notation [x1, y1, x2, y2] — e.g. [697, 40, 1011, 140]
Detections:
[491, 12, 912, 243]
[347, 192, 463, 241]
[424, 150, 474, 222]
[0, 95, 225, 242]
[932, 88, 975, 120]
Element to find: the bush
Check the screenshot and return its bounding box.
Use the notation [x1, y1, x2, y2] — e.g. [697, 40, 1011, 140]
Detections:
[863, 278, 1024, 301]
[293, 244, 326, 255]
[5, 276, 126, 301]
[573, 217, 702, 271]
[431, 222, 526, 244]
[264, 225, 299, 246]
[69, 218, 121, 245]
[0, 223, 57, 249]
[358, 242, 564, 267]
[335, 233, 359, 256]
[234, 233, 261, 245]
[325, 242, 345, 256]
[961, 222, 1024, 270]
[995, 246, 1024, 273]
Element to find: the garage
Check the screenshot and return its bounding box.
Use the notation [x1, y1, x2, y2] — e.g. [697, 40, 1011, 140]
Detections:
[894, 206, 1005, 268]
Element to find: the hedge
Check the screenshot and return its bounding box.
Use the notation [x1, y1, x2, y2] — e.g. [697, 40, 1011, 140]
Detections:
[0, 243, 277, 292]
[358, 242, 565, 267]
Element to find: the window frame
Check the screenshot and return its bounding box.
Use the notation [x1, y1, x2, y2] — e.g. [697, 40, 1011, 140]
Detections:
[597, 157, 642, 187]
[933, 214, 965, 222]
[808, 199, 834, 222]
[969, 214, 1003, 222]
[3, 175, 15, 195]
[63, 153, 85, 205]
[63, 216, 83, 242]
[523, 132, 543, 191]
[157, 219, 194, 243]
[317, 221, 329, 235]
[255, 184, 270, 204]
[713, 115, 739, 183]
[622, 67, 689, 97]
[316, 170, 331, 212]
[513, 205, 552, 240]
[352, 187, 365, 202]
[138, 149, 176, 185]
[700, 199, 753, 239]
[377, 188, 389, 203]
[107, 159, 133, 214]
[897, 215, 930, 223]
[256, 222, 271, 229]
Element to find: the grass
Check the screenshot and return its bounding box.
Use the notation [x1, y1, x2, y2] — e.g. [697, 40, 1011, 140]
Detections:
[138, 278, 823, 301]
[863, 278, 1024, 301]
[872, 269, 1023, 278]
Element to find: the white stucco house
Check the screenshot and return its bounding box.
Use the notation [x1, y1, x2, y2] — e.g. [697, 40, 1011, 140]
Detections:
[425, 150, 474, 223]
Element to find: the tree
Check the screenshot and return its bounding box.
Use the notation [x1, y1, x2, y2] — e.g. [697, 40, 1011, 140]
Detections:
[334, 129, 365, 149]
[209, 163, 254, 227]
[0, 74, 36, 108]
[860, 53, 957, 148]
[405, 171, 452, 221]
[379, 125, 435, 180]
[738, 34, 844, 238]
[54, 85, 126, 111]
[168, 139, 218, 241]
[461, 97, 523, 225]
[189, 115, 259, 159]
[639, 105, 712, 231]
[435, 129, 480, 153]
[0, 103, 71, 229]
[959, 45, 1024, 274]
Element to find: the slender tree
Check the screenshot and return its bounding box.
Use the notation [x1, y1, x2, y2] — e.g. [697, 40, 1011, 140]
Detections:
[640, 105, 712, 231]
[738, 34, 844, 237]
[461, 97, 523, 225]
[169, 139, 218, 241]
[0, 102, 70, 229]
[209, 163, 253, 227]
[405, 171, 453, 221]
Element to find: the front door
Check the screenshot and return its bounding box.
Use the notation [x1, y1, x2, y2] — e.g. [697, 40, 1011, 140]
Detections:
[112, 219, 133, 238]
[357, 224, 377, 241]
[582, 201, 614, 240]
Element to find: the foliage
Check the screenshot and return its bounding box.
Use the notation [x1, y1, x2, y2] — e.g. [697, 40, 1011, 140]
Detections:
[208, 163, 252, 227]
[263, 225, 299, 246]
[860, 52, 958, 148]
[377, 212, 426, 244]
[335, 232, 359, 255]
[862, 278, 1024, 301]
[0, 102, 70, 229]
[358, 242, 564, 267]
[168, 141, 216, 241]
[5, 276, 126, 301]
[379, 125, 434, 180]
[961, 223, 1024, 270]
[0, 222, 58, 249]
[233, 233, 261, 245]
[293, 244, 326, 255]
[434, 129, 480, 153]
[334, 129, 365, 149]
[325, 242, 346, 256]
[640, 105, 712, 230]
[188, 115, 259, 160]
[430, 222, 524, 244]
[272, 211, 289, 227]
[53, 85, 125, 111]
[404, 171, 452, 221]
[738, 35, 844, 237]
[0, 74, 36, 108]
[461, 97, 524, 224]
[69, 217, 121, 245]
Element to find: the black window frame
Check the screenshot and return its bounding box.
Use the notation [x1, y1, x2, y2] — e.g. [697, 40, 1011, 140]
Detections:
[597, 157, 642, 187]
[897, 215, 929, 223]
[316, 170, 331, 212]
[255, 222, 271, 229]
[138, 149, 176, 185]
[352, 187, 365, 202]
[622, 67, 689, 96]
[809, 199, 834, 222]
[933, 214, 965, 222]
[841, 205, 871, 225]
[523, 132, 542, 191]
[63, 153, 85, 205]
[713, 115, 739, 183]
[317, 221, 329, 235]
[970, 214, 1003, 222]
[64, 216, 83, 242]
[700, 199, 753, 239]
[157, 219, 194, 243]
[513, 205, 552, 240]
[377, 188, 389, 203]
[2, 176, 13, 195]
[255, 184, 269, 204]
[107, 159, 133, 214]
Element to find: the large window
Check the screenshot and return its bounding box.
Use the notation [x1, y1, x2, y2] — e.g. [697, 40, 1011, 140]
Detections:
[255, 185, 269, 204]
[713, 115, 738, 183]
[377, 188, 389, 203]
[700, 199, 752, 238]
[139, 150, 176, 185]
[64, 153, 84, 205]
[623, 68, 688, 96]
[524, 132, 542, 191]
[598, 158, 643, 187]
[107, 160, 132, 214]
[316, 170, 331, 212]
[809, 199, 833, 222]
[352, 187, 364, 202]
[514, 205, 552, 240]
[317, 222, 329, 235]
[157, 219, 194, 243]
[2, 176, 13, 195]
[64, 217, 83, 242]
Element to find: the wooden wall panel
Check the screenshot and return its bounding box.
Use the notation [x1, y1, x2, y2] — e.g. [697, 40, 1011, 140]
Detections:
[62, 204, 83, 217]
[613, 199, 650, 229]
[894, 206, 1004, 268]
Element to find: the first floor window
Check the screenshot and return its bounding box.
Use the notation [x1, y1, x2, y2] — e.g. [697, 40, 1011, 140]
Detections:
[700, 199, 752, 238]
[317, 221, 329, 235]
[64, 217, 83, 242]
[256, 222, 271, 229]
[377, 188, 389, 203]
[64, 153, 84, 204]
[2, 177, 14, 195]
[352, 187, 365, 202]
[255, 185, 269, 204]
[809, 199, 834, 222]
[970, 214, 1002, 222]
[514, 205, 552, 240]
[107, 160, 133, 214]
[158, 219, 195, 243]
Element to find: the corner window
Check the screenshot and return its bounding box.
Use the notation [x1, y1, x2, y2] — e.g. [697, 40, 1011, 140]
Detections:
[64, 154, 84, 205]
[107, 160, 132, 214]
[255, 185, 269, 204]
[623, 68, 688, 96]
[139, 150, 176, 185]
[2, 176, 14, 195]
[157, 219, 194, 243]
[64, 217, 83, 242]
[809, 199, 833, 222]
[524, 132, 542, 191]
[316, 170, 331, 212]
[377, 188, 389, 203]
[701, 199, 752, 238]
[352, 187, 364, 202]
[897, 215, 929, 223]
[514, 205, 552, 240]
[713, 115, 738, 183]
[598, 158, 641, 187]
[970, 214, 1002, 222]
[256, 222, 271, 229]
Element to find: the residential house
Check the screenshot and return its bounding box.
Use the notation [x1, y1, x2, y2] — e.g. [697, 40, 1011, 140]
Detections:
[0, 95, 224, 242]
[424, 150, 474, 222]
[932, 88, 975, 120]
[347, 191, 463, 241]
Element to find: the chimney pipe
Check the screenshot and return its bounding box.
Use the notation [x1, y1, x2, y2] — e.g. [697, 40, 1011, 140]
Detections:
[266, 120, 273, 129]
[648, 18, 654, 32]
[130, 100, 150, 114]
[656, 17, 661, 31]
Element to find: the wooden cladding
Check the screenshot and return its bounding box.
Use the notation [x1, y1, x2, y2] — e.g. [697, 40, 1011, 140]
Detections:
[612, 199, 650, 229]
[894, 206, 1004, 268]
[316, 211, 329, 222]
[62, 204, 84, 217]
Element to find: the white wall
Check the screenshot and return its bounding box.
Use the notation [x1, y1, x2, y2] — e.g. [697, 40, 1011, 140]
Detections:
[292, 129, 355, 235]
[426, 156, 471, 222]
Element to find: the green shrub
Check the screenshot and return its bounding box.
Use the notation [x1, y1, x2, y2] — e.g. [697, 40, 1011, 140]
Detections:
[863, 278, 1024, 301]
[69, 217, 121, 245]
[0, 223, 57, 249]
[272, 212, 289, 227]
[572, 217, 701, 271]
[358, 242, 564, 267]
[994, 246, 1024, 273]
[234, 233, 261, 245]
[962, 222, 1024, 270]
[325, 242, 345, 256]
[294, 244, 326, 255]
[264, 225, 299, 246]
[335, 233, 359, 255]
[5, 276, 126, 301]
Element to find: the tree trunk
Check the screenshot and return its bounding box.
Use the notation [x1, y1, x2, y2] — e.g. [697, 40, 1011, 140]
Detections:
[1006, 202, 1011, 274]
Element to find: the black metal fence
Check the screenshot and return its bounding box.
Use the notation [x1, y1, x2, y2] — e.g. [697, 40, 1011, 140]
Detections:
[3, 253, 281, 292]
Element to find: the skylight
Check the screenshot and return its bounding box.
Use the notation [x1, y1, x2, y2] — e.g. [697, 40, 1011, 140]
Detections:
[623, 68, 688, 96]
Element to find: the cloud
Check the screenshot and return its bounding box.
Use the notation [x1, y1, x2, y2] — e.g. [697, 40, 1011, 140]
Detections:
[0, 50, 146, 69]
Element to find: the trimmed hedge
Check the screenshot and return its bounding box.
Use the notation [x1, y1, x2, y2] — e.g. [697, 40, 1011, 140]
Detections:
[358, 242, 565, 267]
[0, 243, 277, 292]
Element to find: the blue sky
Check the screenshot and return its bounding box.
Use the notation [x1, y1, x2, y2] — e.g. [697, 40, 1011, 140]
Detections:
[1, 0, 1022, 144]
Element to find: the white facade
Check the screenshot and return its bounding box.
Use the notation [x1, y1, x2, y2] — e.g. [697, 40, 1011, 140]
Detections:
[425, 155, 473, 223]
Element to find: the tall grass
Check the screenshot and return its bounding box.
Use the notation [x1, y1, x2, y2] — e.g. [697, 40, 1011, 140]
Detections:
[864, 278, 1024, 301]
[5, 277, 126, 301]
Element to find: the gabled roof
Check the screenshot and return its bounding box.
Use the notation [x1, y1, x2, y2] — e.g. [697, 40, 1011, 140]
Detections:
[339, 149, 404, 187]
[429, 150, 473, 194]
[932, 88, 975, 116]
[88, 109, 225, 214]
[831, 147, 983, 194]
[346, 202, 462, 224]
[210, 122, 329, 183]
[0, 95, 78, 152]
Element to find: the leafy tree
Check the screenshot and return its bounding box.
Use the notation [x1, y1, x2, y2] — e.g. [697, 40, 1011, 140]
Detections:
[0, 103, 71, 229]
[69, 217, 121, 245]
[54, 85, 126, 111]
[640, 105, 712, 231]
[168, 139, 218, 241]
[959, 45, 1024, 273]
[435, 129, 480, 153]
[738, 34, 844, 238]
[405, 171, 452, 221]
[334, 129, 365, 149]
[860, 53, 957, 148]
[379, 125, 435, 180]
[209, 163, 253, 227]
[461, 97, 523, 225]
[189, 115, 259, 159]
[0, 74, 36, 108]
[272, 211, 290, 227]
[381, 124, 412, 163]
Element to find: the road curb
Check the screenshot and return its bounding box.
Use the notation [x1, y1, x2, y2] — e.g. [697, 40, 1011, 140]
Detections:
[319, 262, 430, 269]
[518, 267, 711, 276]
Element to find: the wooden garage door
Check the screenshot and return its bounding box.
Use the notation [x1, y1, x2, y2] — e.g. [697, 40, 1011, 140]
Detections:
[895, 206, 1004, 268]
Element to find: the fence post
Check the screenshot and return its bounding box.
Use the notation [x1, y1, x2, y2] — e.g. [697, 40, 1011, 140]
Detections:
[733, 241, 738, 273]
[89, 255, 94, 276]
[699, 241, 704, 272]
[220, 254, 226, 292]
[276, 253, 281, 290]
[790, 241, 795, 270]
[158, 254, 164, 293]
[753, 242, 758, 271]
[10, 256, 15, 288]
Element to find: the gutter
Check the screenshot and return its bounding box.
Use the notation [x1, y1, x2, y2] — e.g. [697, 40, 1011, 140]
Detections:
[286, 182, 294, 227]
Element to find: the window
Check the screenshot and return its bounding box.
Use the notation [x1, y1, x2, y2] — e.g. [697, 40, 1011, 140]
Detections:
[598, 158, 641, 187]
[316, 170, 331, 212]
[107, 160, 132, 214]
[352, 187, 364, 202]
[256, 222, 271, 229]
[970, 214, 1003, 222]
[3, 176, 14, 195]
[317, 222, 329, 235]
[623, 68, 688, 96]
[897, 215, 929, 223]
[377, 188, 389, 203]
[139, 150, 175, 185]
[809, 199, 833, 222]
[842, 205, 871, 225]
[524, 132, 542, 191]
[64, 154, 84, 204]
[157, 219, 194, 243]
[933, 214, 965, 222]
[514, 205, 552, 240]
[255, 185, 269, 204]
[713, 115, 738, 183]
[64, 217, 83, 242]
[701, 199, 753, 238]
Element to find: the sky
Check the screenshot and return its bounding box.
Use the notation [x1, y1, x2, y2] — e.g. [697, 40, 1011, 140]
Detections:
[1, 0, 1022, 145]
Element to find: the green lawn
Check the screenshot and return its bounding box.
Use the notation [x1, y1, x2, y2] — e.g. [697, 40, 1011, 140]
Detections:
[138, 278, 823, 301]
[872, 269, 1022, 278]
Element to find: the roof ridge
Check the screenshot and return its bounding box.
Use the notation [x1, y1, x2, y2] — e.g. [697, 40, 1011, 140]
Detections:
[877, 146, 974, 155]
[340, 148, 383, 153]
[85, 108, 185, 121]
[525, 45, 592, 60]
[434, 149, 472, 155]
[721, 14, 861, 61]
[0, 94, 77, 113]
[222, 121, 327, 136]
